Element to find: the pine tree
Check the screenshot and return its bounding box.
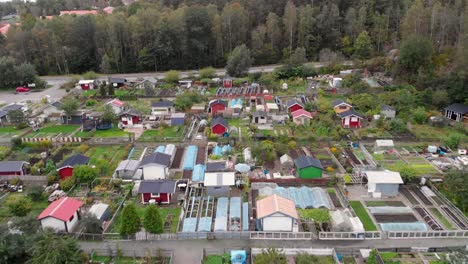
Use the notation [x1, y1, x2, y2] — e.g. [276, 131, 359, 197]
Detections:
[143, 204, 163, 234]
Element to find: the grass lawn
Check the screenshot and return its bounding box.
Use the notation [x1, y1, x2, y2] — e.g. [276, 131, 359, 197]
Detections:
[342, 256, 356, 264]
[0, 126, 18, 133]
[138, 126, 185, 141]
[25, 125, 79, 138]
[350, 201, 378, 231]
[382, 160, 439, 176]
[86, 145, 129, 172]
[203, 254, 230, 264]
[409, 124, 467, 140]
[76, 126, 129, 138]
[82, 90, 97, 97]
[429, 208, 454, 229]
[380, 252, 399, 260]
[365, 201, 405, 207]
[0, 193, 49, 223]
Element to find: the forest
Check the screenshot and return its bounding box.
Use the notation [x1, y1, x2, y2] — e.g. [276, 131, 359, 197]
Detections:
[0, 0, 467, 90]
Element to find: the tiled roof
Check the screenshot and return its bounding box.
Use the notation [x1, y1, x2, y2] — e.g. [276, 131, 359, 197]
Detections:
[256, 194, 298, 219]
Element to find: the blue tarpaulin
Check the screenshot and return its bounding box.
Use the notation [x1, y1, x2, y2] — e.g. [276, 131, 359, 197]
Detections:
[213, 146, 222, 156]
[192, 164, 206, 182]
[182, 145, 198, 170]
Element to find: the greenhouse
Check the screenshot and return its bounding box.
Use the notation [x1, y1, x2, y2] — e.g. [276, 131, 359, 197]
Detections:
[182, 145, 198, 170]
[380, 222, 428, 231]
[154, 145, 165, 153]
[191, 164, 206, 182]
[214, 197, 228, 231]
[242, 202, 249, 231]
[222, 145, 232, 154]
[230, 197, 241, 231]
[330, 209, 364, 232]
[259, 186, 331, 209]
[367, 206, 413, 214]
[182, 218, 197, 232]
[212, 146, 222, 156]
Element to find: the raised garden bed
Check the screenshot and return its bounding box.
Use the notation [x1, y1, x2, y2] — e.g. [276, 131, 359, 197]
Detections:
[373, 214, 418, 223]
[429, 208, 454, 230]
[350, 201, 377, 231]
[365, 201, 405, 207]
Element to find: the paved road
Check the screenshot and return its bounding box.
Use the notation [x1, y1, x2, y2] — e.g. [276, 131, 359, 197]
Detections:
[0, 61, 353, 105]
[79, 238, 468, 264]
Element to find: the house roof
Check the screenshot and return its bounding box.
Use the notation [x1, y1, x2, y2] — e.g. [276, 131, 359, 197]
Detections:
[294, 155, 323, 170]
[209, 99, 227, 108]
[103, 6, 115, 14]
[151, 101, 173, 108]
[108, 77, 127, 83]
[37, 197, 83, 221]
[206, 161, 227, 172]
[252, 111, 267, 118]
[286, 100, 304, 109]
[381, 104, 395, 111]
[266, 103, 279, 110]
[78, 80, 95, 85]
[211, 117, 228, 129]
[291, 109, 312, 119]
[116, 160, 140, 172]
[1, 104, 23, 113]
[137, 180, 177, 194]
[58, 154, 89, 170]
[140, 152, 171, 167]
[138, 76, 158, 84]
[120, 108, 140, 116]
[366, 171, 403, 184]
[256, 194, 298, 220]
[332, 99, 352, 108]
[106, 99, 124, 107]
[338, 109, 364, 119]
[51, 101, 62, 109]
[0, 110, 6, 118]
[0, 161, 28, 173]
[445, 103, 468, 114]
[204, 172, 235, 186]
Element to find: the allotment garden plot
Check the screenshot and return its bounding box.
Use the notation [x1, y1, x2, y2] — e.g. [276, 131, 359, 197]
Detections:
[24, 125, 80, 138]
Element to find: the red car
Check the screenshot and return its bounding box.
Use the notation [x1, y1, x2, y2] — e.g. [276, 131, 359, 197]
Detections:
[16, 87, 30, 93]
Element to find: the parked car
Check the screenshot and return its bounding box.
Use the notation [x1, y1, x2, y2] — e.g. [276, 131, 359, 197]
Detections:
[16, 86, 30, 93]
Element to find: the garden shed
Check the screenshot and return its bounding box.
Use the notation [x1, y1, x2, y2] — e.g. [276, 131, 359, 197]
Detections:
[88, 203, 110, 222]
[38, 197, 83, 233]
[294, 155, 323, 179]
[256, 194, 299, 232]
[204, 172, 235, 196]
[57, 154, 90, 179]
[365, 170, 403, 197]
[114, 159, 140, 179]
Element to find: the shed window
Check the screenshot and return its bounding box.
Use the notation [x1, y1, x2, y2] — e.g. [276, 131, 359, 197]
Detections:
[151, 193, 160, 197]
[69, 214, 74, 222]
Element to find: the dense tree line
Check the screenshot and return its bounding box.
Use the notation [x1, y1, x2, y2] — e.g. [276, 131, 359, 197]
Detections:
[0, 0, 468, 80]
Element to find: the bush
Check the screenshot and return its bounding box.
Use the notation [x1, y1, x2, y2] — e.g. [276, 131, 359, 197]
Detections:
[28, 186, 45, 201]
[73, 165, 99, 183]
[82, 71, 98, 80]
[344, 174, 352, 184]
[444, 134, 462, 149]
[85, 99, 98, 107]
[412, 107, 427, 124]
[60, 176, 76, 191]
[6, 196, 32, 217]
[143, 204, 163, 234]
[165, 70, 180, 84]
[120, 203, 141, 235]
[199, 67, 216, 79]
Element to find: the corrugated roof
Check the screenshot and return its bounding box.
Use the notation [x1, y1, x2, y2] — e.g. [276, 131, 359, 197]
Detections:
[58, 154, 89, 169]
[137, 180, 176, 194]
[294, 155, 323, 170]
[204, 172, 235, 186]
[38, 197, 83, 221]
[116, 160, 140, 172]
[256, 194, 298, 219]
[0, 161, 28, 173]
[151, 101, 173, 107]
[140, 152, 171, 167]
[445, 103, 468, 114]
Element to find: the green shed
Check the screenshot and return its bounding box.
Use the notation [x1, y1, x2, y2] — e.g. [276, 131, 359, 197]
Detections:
[294, 155, 323, 179]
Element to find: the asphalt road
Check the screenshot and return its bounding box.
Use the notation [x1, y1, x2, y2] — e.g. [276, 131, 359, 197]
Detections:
[79, 238, 468, 264]
[0, 61, 353, 105]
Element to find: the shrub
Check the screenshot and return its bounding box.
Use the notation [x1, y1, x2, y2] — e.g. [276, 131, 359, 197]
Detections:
[120, 203, 141, 235]
[82, 71, 98, 80]
[344, 174, 352, 184]
[85, 99, 98, 107]
[199, 67, 216, 79]
[60, 176, 76, 191]
[28, 186, 45, 201]
[444, 134, 462, 149]
[6, 196, 32, 217]
[73, 165, 99, 183]
[143, 204, 163, 234]
[165, 70, 180, 83]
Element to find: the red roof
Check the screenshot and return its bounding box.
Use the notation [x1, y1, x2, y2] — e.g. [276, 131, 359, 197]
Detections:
[0, 24, 11, 36]
[103, 6, 115, 14]
[291, 109, 312, 119]
[108, 99, 124, 107]
[38, 197, 83, 221]
[60, 10, 98, 16]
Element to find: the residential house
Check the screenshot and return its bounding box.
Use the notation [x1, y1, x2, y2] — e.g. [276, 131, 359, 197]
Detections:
[61, 110, 86, 124]
[108, 77, 127, 88]
[0, 161, 29, 176]
[332, 100, 353, 114]
[252, 111, 267, 124]
[57, 154, 90, 179]
[381, 104, 396, 119]
[119, 109, 141, 126]
[211, 117, 229, 135]
[106, 99, 125, 115]
[208, 99, 227, 114]
[170, 113, 186, 126]
[291, 109, 312, 125]
[42, 101, 62, 121]
[139, 152, 171, 180]
[256, 194, 299, 232]
[365, 171, 403, 198]
[136, 77, 158, 89]
[294, 155, 323, 179]
[137, 180, 177, 204]
[444, 103, 468, 123]
[114, 160, 140, 179]
[78, 80, 96, 90]
[339, 110, 364, 129]
[38, 197, 83, 233]
[286, 100, 304, 113]
[204, 172, 235, 196]
[151, 101, 174, 116]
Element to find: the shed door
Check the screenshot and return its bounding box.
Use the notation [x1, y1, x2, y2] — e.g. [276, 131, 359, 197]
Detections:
[344, 117, 350, 126]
